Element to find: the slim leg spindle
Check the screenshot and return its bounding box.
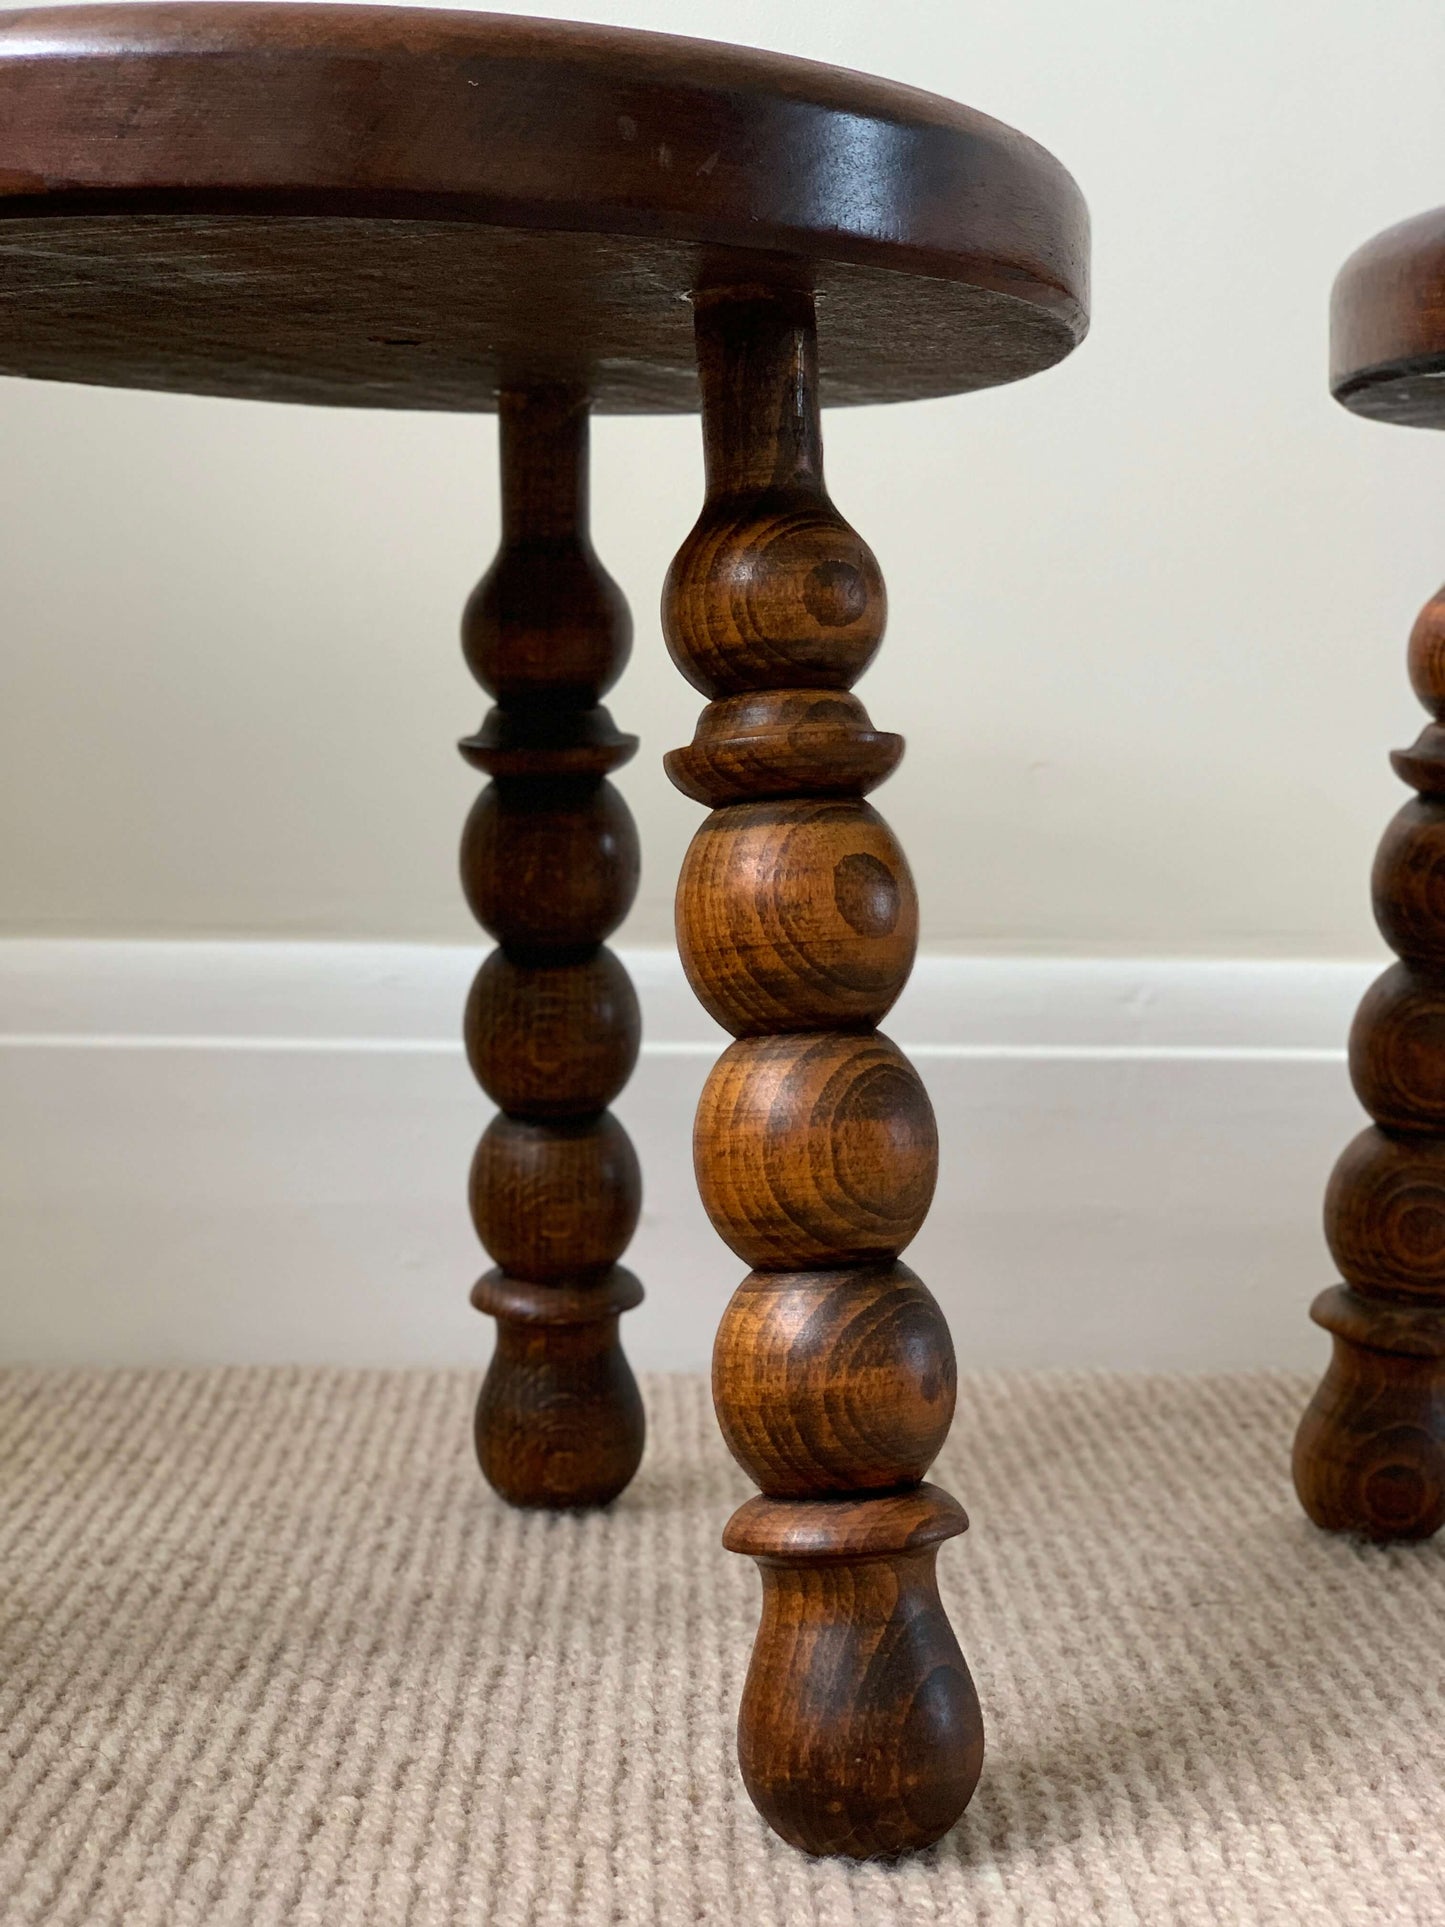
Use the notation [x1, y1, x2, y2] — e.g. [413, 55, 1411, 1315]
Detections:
[462, 385, 645, 1509]
[1294, 586, 1445, 1540]
[664, 289, 983, 1857]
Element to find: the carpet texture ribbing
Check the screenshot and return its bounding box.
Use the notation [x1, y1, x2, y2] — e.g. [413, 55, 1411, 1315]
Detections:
[1, 1367, 1442, 1926]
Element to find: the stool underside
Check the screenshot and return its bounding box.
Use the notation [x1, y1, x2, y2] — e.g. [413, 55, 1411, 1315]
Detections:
[1332, 358, 1445, 430]
[0, 212, 1074, 412]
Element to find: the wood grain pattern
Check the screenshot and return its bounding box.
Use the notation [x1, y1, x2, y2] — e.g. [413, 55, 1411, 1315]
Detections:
[465, 949, 639, 1119]
[694, 1032, 938, 1270]
[666, 287, 980, 1856]
[469, 1113, 641, 1283]
[662, 293, 886, 698]
[1295, 572, 1445, 1537]
[1370, 799, 1445, 964]
[463, 386, 643, 1509]
[1296, 1288, 1445, 1543]
[724, 1486, 982, 1859]
[460, 779, 639, 953]
[676, 799, 918, 1035]
[665, 689, 902, 807]
[0, 3, 1088, 413]
[713, 1264, 956, 1497]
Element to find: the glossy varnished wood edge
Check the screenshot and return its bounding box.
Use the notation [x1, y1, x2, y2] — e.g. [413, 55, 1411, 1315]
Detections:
[0, 3, 1089, 353]
[724, 1485, 968, 1563]
[1331, 208, 1445, 425]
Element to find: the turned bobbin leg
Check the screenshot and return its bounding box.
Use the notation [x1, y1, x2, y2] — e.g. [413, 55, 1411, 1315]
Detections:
[461, 385, 645, 1509]
[664, 289, 983, 1857]
[1294, 587, 1445, 1540]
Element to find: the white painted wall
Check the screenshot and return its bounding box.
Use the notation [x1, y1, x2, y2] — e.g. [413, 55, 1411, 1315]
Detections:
[0, 942, 1376, 1373]
[1, 0, 1444, 954]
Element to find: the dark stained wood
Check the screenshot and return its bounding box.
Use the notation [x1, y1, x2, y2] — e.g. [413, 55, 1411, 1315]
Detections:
[1302, 1280, 1445, 1360]
[461, 385, 632, 700]
[665, 690, 902, 807]
[1410, 588, 1445, 713]
[1295, 1289, 1445, 1543]
[1324, 1127, 1445, 1299]
[1370, 798, 1445, 963]
[676, 798, 918, 1035]
[465, 949, 640, 1119]
[667, 288, 981, 1857]
[473, 1265, 643, 1324]
[1294, 563, 1445, 1536]
[0, 11, 1093, 1850]
[0, 4, 1088, 412]
[469, 1113, 641, 1283]
[1298, 253, 1445, 1535]
[471, 1271, 646, 1512]
[459, 704, 635, 781]
[460, 778, 639, 952]
[724, 1486, 982, 1859]
[713, 1264, 956, 1497]
[1331, 208, 1445, 427]
[695, 1032, 938, 1270]
[662, 291, 887, 693]
[724, 1482, 967, 1565]
[1348, 963, 1445, 1129]
[463, 386, 643, 1509]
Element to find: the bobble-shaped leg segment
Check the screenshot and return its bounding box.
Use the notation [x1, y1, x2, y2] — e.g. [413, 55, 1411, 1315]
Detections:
[667, 286, 982, 1857]
[713, 1265, 956, 1497]
[1295, 586, 1445, 1539]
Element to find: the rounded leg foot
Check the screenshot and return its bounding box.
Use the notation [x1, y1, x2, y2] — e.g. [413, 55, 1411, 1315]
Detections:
[474, 1328, 644, 1510]
[472, 1270, 645, 1509]
[1293, 1289, 1445, 1541]
[728, 1489, 983, 1858]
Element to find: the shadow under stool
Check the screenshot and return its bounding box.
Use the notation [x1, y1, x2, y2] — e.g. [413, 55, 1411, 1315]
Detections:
[0, 3, 1090, 1856]
[1294, 209, 1445, 1544]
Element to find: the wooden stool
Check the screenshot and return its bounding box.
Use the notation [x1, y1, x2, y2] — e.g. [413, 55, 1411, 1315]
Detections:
[1293, 210, 1445, 1543]
[0, 4, 1089, 1856]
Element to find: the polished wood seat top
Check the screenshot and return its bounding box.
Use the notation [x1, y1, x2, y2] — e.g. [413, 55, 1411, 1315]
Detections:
[0, 3, 1089, 411]
[1332, 207, 1445, 428]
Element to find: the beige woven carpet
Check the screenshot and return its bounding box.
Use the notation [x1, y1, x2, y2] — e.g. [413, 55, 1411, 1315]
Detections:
[2, 1369, 1443, 1927]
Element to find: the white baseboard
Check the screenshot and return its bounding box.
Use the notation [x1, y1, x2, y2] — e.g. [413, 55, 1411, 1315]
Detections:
[0, 940, 1380, 1374]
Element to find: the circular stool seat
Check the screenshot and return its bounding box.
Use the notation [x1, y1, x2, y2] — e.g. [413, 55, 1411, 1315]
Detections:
[0, 1, 1087, 410]
[1332, 206, 1445, 426]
